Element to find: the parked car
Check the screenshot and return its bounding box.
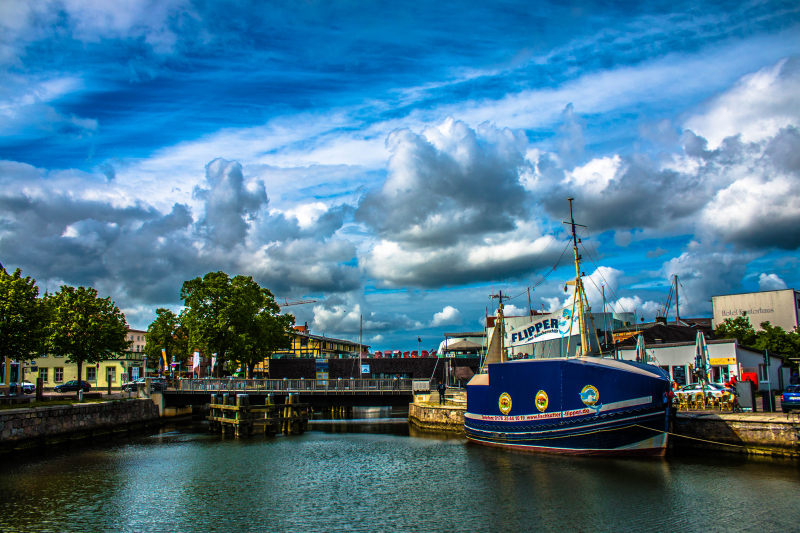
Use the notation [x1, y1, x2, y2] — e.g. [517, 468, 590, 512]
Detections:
[677, 383, 732, 398]
[54, 380, 91, 393]
[9, 381, 35, 394]
[122, 377, 166, 392]
[781, 385, 800, 413]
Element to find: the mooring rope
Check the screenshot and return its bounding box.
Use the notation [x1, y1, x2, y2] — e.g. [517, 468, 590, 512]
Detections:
[632, 423, 767, 452]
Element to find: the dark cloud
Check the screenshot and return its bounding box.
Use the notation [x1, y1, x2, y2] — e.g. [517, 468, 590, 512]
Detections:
[194, 158, 268, 249]
[356, 119, 532, 246]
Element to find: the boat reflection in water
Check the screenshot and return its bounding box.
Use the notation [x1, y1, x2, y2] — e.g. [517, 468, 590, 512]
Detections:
[465, 199, 671, 456]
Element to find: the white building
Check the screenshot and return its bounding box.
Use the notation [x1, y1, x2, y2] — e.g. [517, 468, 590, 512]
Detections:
[617, 338, 790, 393]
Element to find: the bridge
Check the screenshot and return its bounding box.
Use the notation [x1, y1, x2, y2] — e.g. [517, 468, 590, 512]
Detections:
[158, 378, 429, 413]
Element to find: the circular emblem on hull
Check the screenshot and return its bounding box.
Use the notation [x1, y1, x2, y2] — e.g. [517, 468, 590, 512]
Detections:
[580, 385, 599, 406]
[498, 392, 512, 414]
[535, 390, 549, 412]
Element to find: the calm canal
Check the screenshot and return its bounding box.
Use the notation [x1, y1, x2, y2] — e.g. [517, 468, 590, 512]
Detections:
[1, 408, 798, 532]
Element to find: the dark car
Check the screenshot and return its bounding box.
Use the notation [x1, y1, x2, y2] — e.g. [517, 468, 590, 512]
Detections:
[54, 380, 91, 393]
[781, 385, 800, 413]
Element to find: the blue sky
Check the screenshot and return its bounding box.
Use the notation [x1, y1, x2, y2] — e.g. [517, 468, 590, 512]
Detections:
[1, 0, 799, 352]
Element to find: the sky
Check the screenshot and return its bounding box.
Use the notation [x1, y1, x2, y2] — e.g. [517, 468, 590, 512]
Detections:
[1, 0, 799, 353]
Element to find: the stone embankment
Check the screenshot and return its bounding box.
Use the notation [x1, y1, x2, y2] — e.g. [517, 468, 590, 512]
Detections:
[672, 411, 800, 458]
[0, 399, 160, 454]
[408, 391, 466, 433]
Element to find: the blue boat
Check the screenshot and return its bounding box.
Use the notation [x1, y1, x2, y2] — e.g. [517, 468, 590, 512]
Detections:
[465, 199, 671, 456]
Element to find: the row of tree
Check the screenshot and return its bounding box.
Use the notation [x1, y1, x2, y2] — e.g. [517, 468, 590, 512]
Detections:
[144, 271, 295, 377]
[714, 315, 800, 361]
[0, 267, 130, 385]
[0, 266, 295, 383]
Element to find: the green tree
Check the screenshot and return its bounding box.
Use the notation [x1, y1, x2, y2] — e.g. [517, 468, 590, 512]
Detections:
[0, 267, 48, 386]
[714, 315, 757, 347]
[754, 321, 797, 361]
[225, 276, 294, 377]
[45, 286, 131, 388]
[144, 308, 189, 374]
[179, 271, 295, 377]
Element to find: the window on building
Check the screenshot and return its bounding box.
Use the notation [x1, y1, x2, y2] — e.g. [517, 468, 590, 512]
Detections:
[106, 367, 116, 383]
[86, 366, 96, 382]
[758, 364, 769, 382]
[54, 367, 64, 382]
[40, 368, 48, 383]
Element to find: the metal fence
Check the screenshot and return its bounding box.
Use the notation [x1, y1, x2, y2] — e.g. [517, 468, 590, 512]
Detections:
[177, 377, 415, 394]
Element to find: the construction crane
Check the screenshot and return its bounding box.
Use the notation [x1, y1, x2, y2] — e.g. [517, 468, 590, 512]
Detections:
[279, 299, 317, 308]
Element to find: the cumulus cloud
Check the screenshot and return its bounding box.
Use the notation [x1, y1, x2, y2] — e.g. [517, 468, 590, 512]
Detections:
[0, 156, 366, 325]
[758, 273, 787, 291]
[431, 306, 462, 327]
[362, 231, 563, 288]
[194, 158, 268, 249]
[356, 118, 532, 246]
[311, 302, 421, 335]
[685, 58, 800, 149]
[660, 246, 757, 317]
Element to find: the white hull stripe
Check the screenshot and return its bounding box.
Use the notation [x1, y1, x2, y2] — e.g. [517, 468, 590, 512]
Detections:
[465, 395, 654, 422]
[466, 410, 663, 436]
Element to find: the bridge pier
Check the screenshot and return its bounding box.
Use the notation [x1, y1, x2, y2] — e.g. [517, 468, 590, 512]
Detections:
[207, 393, 310, 438]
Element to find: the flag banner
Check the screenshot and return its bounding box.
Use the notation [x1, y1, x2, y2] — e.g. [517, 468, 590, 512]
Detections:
[192, 351, 200, 371]
[505, 307, 578, 348]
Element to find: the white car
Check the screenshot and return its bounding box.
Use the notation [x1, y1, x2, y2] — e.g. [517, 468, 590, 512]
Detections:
[10, 381, 35, 394]
[677, 383, 732, 398]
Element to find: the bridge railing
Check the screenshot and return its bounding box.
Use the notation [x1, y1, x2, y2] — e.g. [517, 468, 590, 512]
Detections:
[177, 378, 416, 393]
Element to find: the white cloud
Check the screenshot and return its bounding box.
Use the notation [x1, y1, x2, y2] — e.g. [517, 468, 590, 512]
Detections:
[758, 273, 787, 291]
[431, 306, 462, 327]
[685, 58, 800, 149]
[566, 155, 622, 195]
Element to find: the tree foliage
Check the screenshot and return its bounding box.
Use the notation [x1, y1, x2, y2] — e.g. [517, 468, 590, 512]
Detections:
[179, 272, 295, 377]
[144, 308, 188, 373]
[0, 267, 47, 383]
[45, 286, 131, 384]
[714, 315, 757, 347]
[715, 315, 800, 361]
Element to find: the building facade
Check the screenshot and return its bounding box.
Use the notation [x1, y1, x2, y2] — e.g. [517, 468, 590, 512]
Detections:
[250, 325, 369, 377]
[617, 338, 790, 393]
[31, 328, 148, 390]
[712, 289, 800, 332]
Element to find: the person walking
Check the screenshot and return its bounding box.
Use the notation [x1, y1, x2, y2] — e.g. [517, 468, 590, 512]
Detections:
[437, 380, 446, 405]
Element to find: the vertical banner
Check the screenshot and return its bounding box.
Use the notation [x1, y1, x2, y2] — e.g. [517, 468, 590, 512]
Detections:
[211, 353, 217, 377]
[192, 351, 200, 377]
[161, 349, 167, 375]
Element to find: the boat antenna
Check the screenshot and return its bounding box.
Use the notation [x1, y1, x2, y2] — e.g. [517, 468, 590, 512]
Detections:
[489, 290, 507, 364]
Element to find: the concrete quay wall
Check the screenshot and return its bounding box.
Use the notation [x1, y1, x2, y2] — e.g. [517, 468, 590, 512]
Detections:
[673, 412, 800, 458]
[408, 402, 465, 433]
[0, 399, 160, 452]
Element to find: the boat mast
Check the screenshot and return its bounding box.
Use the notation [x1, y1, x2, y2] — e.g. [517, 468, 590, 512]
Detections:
[565, 198, 596, 357]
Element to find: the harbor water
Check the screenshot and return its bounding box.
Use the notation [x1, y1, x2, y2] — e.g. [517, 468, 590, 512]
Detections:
[1, 408, 798, 532]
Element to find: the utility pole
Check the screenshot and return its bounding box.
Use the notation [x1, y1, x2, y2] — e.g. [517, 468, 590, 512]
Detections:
[527, 287, 532, 316]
